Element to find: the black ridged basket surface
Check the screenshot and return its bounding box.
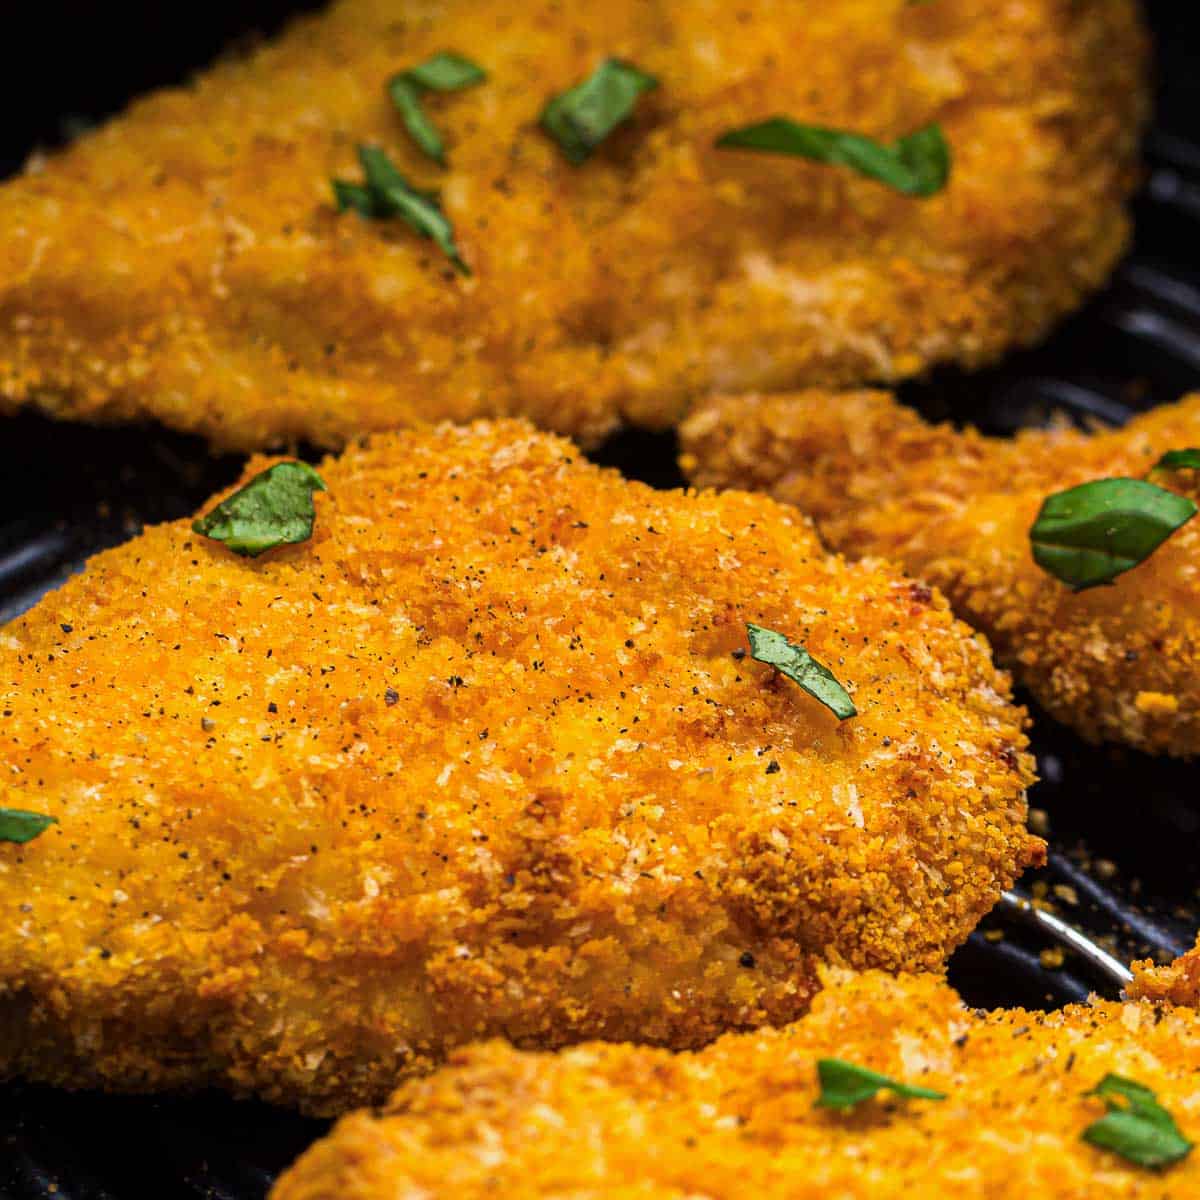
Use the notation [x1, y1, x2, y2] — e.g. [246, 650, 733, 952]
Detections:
[1, 3, 1199, 1196]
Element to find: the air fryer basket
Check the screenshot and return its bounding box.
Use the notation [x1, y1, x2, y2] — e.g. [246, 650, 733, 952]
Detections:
[2, 3, 1198, 1196]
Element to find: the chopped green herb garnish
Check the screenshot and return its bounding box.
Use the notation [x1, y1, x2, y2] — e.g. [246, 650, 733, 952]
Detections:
[332, 179, 380, 218]
[1153, 448, 1200, 472]
[193, 462, 327, 558]
[333, 144, 470, 273]
[746, 623, 856, 720]
[716, 118, 951, 197]
[388, 51, 486, 165]
[815, 1058, 946, 1110]
[403, 51, 487, 92]
[1083, 1074, 1193, 1169]
[541, 58, 658, 164]
[1029, 477, 1196, 591]
[0, 809, 58, 844]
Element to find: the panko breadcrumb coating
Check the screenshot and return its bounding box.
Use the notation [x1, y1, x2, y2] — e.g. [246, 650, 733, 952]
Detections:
[272, 966, 1200, 1199]
[1129, 936, 1200, 1007]
[0, 0, 1146, 450]
[681, 391, 1200, 757]
[0, 421, 1040, 1115]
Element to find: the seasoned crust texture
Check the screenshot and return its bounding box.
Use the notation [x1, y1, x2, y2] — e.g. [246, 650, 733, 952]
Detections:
[1129, 936, 1200, 1007]
[272, 967, 1200, 1199]
[0, 421, 1038, 1114]
[681, 391, 1200, 757]
[0, 0, 1146, 449]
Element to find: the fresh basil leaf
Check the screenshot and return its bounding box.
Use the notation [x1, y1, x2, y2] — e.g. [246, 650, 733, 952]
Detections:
[357, 143, 434, 204]
[1030, 477, 1197, 591]
[359, 146, 469, 273]
[388, 51, 486, 165]
[193, 462, 327, 558]
[1083, 1073, 1193, 1169]
[716, 118, 951, 197]
[541, 58, 659, 165]
[404, 51, 486, 92]
[333, 179, 382, 218]
[333, 145, 470, 274]
[746, 623, 856, 720]
[0, 808, 58, 845]
[815, 1058, 946, 1110]
[1154, 448, 1200, 471]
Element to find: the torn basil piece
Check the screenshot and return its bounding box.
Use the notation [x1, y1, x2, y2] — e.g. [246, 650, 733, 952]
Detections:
[333, 145, 470, 274]
[1083, 1073, 1193, 1169]
[1154, 448, 1200, 472]
[332, 179, 382, 218]
[388, 51, 486, 165]
[1030, 477, 1197, 590]
[0, 808, 58, 845]
[746, 623, 856, 720]
[716, 118, 951, 197]
[193, 462, 327, 558]
[541, 58, 659, 165]
[402, 50, 486, 93]
[815, 1058, 946, 1110]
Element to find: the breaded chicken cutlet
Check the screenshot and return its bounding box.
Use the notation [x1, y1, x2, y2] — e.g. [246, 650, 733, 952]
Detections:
[0, 421, 1041, 1115]
[681, 391, 1200, 757]
[273, 963, 1200, 1199]
[0, 0, 1146, 450]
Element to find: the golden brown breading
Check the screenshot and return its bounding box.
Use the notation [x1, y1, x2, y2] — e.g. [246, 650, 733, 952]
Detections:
[1129, 936, 1200, 1007]
[0, 0, 1145, 449]
[0, 421, 1039, 1114]
[681, 391, 1200, 757]
[272, 967, 1200, 1199]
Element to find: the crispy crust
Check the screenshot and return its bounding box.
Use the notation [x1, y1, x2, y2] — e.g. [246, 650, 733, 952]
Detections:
[0, 421, 1038, 1114]
[681, 390, 1200, 757]
[272, 967, 1200, 1199]
[1129, 937, 1200, 1007]
[0, 0, 1146, 449]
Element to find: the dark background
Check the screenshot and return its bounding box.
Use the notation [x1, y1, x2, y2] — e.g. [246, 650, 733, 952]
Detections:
[1, 4, 1199, 1197]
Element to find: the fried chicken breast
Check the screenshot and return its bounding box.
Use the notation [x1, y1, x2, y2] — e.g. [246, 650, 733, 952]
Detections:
[681, 391, 1200, 757]
[0, 421, 1039, 1114]
[0, 0, 1145, 449]
[272, 965, 1200, 1199]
